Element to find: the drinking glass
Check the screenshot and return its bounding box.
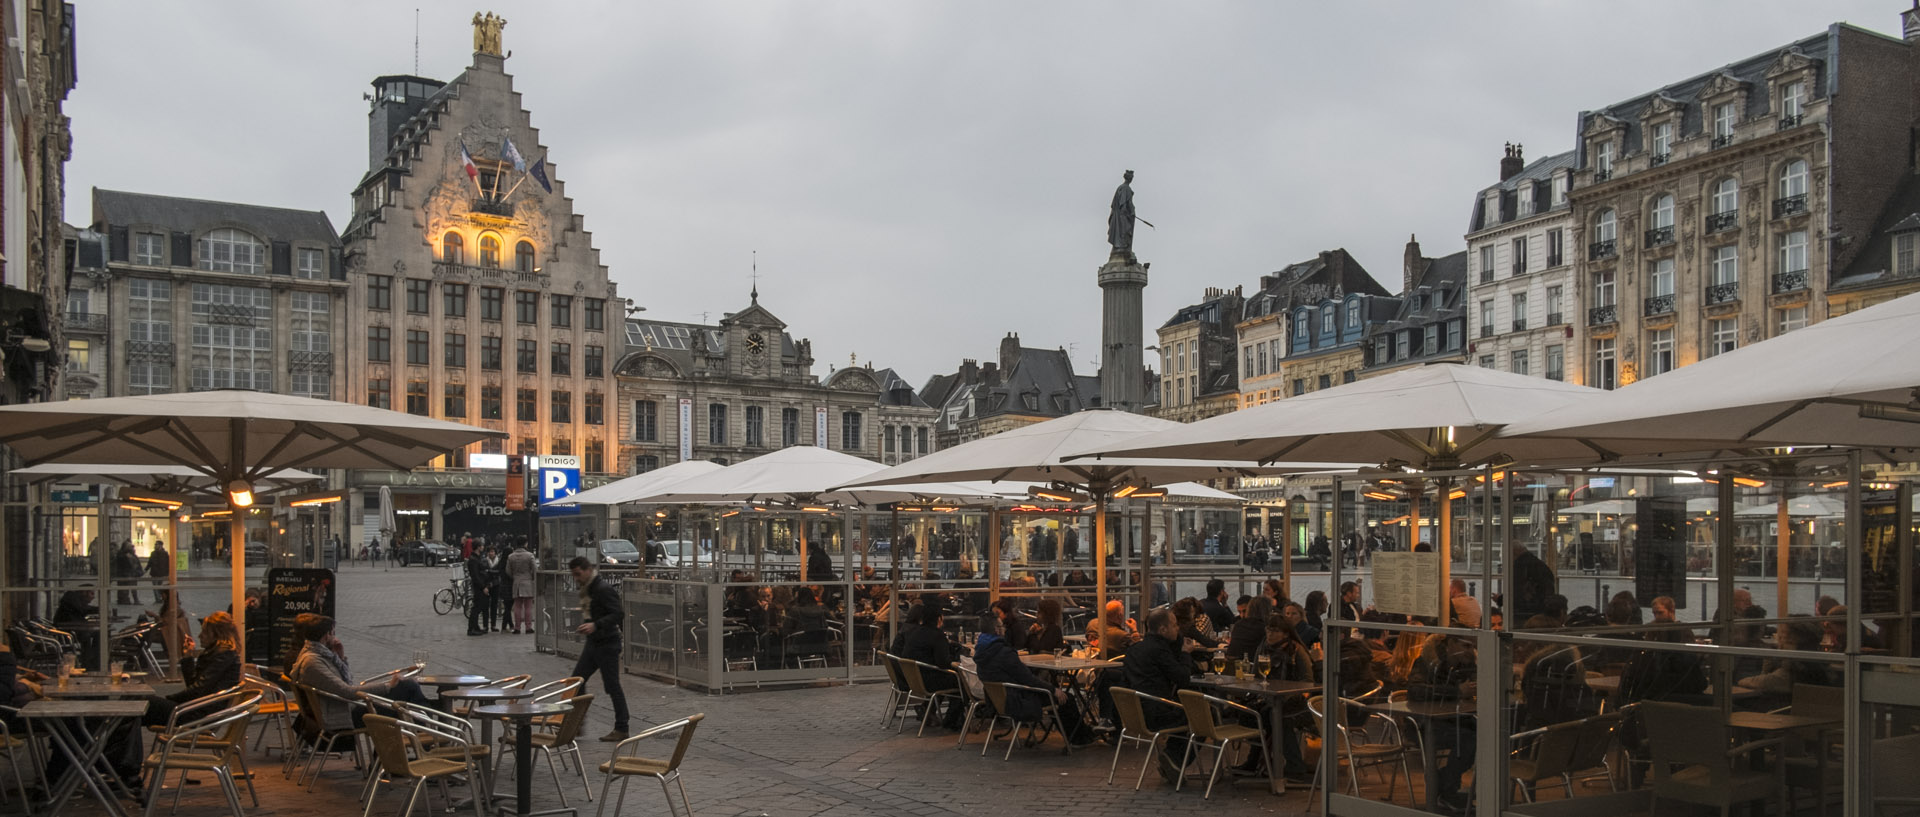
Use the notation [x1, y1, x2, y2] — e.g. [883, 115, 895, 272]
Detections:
[1210, 652, 1226, 676]
[1257, 654, 1272, 680]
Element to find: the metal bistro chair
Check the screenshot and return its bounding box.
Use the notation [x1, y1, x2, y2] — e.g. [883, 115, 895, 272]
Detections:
[361, 714, 485, 817]
[499, 694, 597, 807]
[876, 652, 912, 729]
[0, 704, 39, 817]
[1508, 717, 1585, 803]
[951, 663, 988, 751]
[595, 713, 705, 817]
[980, 680, 1074, 760]
[526, 676, 585, 731]
[239, 667, 300, 760]
[140, 697, 257, 817]
[148, 686, 264, 810]
[1780, 683, 1846, 817]
[897, 659, 963, 738]
[290, 682, 371, 791]
[1640, 700, 1786, 817]
[1303, 694, 1411, 807]
[385, 699, 494, 804]
[1108, 686, 1188, 790]
[1176, 689, 1270, 800]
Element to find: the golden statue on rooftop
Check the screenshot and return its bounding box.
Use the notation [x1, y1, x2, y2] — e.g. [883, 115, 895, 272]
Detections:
[472, 12, 507, 55]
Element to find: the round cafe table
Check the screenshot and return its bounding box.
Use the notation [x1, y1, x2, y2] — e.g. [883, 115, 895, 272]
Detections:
[476, 701, 575, 817]
[441, 687, 534, 776]
[416, 674, 493, 708]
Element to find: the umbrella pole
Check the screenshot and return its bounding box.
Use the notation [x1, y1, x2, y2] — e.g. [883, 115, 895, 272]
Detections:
[1776, 480, 1791, 618]
[1094, 494, 1107, 657]
[799, 514, 809, 584]
[230, 514, 247, 664]
[1138, 502, 1150, 612]
[987, 508, 1000, 605]
[1438, 479, 1452, 623]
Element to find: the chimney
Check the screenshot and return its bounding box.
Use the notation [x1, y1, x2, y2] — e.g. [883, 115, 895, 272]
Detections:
[999, 332, 1021, 373]
[1905, 1, 1920, 41]
[1499, 142, 1525, 182]
[1403, 234, 1423, 294]
[981, 361, 1000, 386]
[959, 359, 979, 384]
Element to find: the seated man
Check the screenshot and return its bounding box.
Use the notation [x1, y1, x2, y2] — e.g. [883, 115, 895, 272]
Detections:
[1122, 609, 1195, 783]
[974, 613, 1086, 744]
[1408, 633, 1479, 814]
[287, 613, 430, 731]
[900, 605, 961, 728]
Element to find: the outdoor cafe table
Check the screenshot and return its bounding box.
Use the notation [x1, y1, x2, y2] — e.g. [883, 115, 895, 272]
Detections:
[1020, 654, 1118, 730]
[476, 701, 575, 817]
[1191, 675, 1319, 794]
[443, 687, 535, 777]
[20, 698, 149, 817]
[417, 674, 493, 707]
[1728, 711, 1841, 732]
[41, 676, 156, 698]
[1361, 697, 1477, 811]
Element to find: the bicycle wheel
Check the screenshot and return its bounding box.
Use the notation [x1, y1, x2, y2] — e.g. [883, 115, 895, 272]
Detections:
[432, 587, 455, 615]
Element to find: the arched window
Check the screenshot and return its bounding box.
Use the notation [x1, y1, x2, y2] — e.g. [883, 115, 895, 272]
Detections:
[441, 232, 463, 264]
[1711, 178, 1739, 215]
[478, 233, 501, 268]
[515, 240, 536, 273]
[1778, 159, 1808, 199]
[1650, 194, 1674, 230]
[197, 228, 266, 274]
[1594, 209, 1616, 243]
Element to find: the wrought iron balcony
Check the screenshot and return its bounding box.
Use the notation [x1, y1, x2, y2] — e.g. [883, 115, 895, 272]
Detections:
[127, 340, 174, 360]
[1588, 239, 1617, 261]
[1705, 211, 1738, 233]
[1512, 262, 1528, 276]
[1650, 153, 1671, 166]
[1512, 319, 1528, 332]
[1711, 134, 1734, 148]
[1479, 325, 1494, 339]
[1772, 269, 1809, 294]
[432, 261, 507, 281]
[63, 311, 106, 332]
[1644, 226, 1674, 247]
[290, 350, 334, 370]
[1778, 114, 1803, 130]
[470, 198, 515, 218]
[1593, 168, 1612, 182]
[1587, 305, 1617, 326]
[1643, 294, 1676, 317]
[1546, 254, 1563, 268]
[1546, 312, 1564, 326]
[1705, 282, 1740, 305]
[1479, 270, 1493, 284]
[1773, 194, 1808, 219]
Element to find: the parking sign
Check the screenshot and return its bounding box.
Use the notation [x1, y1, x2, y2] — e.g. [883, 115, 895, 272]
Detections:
[538, 455, 580, 516]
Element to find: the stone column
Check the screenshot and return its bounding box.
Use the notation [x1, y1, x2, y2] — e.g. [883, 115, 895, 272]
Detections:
[1098, 254, 1149, 413]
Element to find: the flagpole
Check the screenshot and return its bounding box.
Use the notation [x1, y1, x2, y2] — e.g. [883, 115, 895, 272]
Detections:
[501, 173, 529, 201]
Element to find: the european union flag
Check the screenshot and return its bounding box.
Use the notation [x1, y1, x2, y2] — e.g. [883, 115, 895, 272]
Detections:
[528, 153, 552, 194]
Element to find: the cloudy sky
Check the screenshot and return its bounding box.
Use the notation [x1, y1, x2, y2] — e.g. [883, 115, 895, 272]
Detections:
[65, 1, 1901, 386]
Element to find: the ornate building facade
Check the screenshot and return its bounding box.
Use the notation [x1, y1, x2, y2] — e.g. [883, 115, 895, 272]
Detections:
[1568, 25, 1916, 388]
[1465, 146, 1579, 383]
[923, 333, 1103, 449]
[1235, 249, 1389, 406]
[1361, 239, 1469, 376]
[1151, 286, 1241, 423]
[615, 295, 938, 471]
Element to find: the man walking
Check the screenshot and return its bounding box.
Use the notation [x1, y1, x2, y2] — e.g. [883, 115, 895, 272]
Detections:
[466, 547, 492, 636]
[570, 556, 631, 741]
[147, 541, 170, 604]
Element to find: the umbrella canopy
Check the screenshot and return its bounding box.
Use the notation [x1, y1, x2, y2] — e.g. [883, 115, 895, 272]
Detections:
[1073, 363, 1617, 469]
[0, 390, 506, 479]
[547, 460, 725, 506]
[838, 410, 1280, 491]
[10, 463, 322, 493]
[641, 446, 895, 505]
[378, 485, 396, 540]
[1735, 494, 1848, 519]
[1500, 290, 1920, 452]
[1556, 497, 1722, 515]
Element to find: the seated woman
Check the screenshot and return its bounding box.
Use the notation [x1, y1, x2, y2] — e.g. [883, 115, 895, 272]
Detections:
[1026, 599, 1065, 654]
[1171, 598, 1218, 671]
[1514, 626, 1596, 731]
[1737, 619, 1834, 696]
[144, 611, 242, 727]
[1260, 612, 1314, 682]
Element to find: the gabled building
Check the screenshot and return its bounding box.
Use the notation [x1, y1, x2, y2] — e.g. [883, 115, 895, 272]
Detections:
[1568, 20, 1917, 388]
[1362, 238, 1470, 376]
[1152, 286, 1242, 423]
[1465, 146, 1579, 383]
[1235, 248, 1388, 406]
[923, 333, 1101, 449]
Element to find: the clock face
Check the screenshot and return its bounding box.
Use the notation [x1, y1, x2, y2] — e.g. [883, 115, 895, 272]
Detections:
[747, 332, 765, 355]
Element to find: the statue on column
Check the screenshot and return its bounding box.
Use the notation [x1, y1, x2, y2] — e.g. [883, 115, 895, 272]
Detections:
[1107, 170, 1153, 257]
[472, 12, 507, 55]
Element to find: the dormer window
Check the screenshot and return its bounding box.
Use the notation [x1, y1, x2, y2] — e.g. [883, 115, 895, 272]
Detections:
[1894, 230, 1916, 277]
[197, 228, 265, 275]
[1712, 102, 1737, 145]
[1293, 311, 1309, 342]
[1345, 300, 1361, 329]
[1551, 172, 1569, 206]
[1650, 122, 1674, 163]
[1780, 80, 1805, 127]
[1517, 184, 1534, 217]
[1485, 191, 1502, 225]
[1320, 307, 1335, 334]
[1593, 141, 1615, 179]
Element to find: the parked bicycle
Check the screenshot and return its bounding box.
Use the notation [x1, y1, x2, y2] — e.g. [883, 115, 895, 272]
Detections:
[432, 575, 470, 615]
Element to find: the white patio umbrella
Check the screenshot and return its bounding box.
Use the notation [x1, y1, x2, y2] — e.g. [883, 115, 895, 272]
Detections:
[1073, 364, 1618, 617]
[10, 463, 323, 493]
[0, 390, 504, 662]
[835, 409, 1310, 651]
[377, 485, 397, 544]
[545, 459, 725, 506]
[1734, 494, 1847, 519]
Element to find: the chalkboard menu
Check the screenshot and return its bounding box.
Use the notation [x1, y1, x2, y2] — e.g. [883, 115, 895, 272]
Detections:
[267, 568, 336, 669]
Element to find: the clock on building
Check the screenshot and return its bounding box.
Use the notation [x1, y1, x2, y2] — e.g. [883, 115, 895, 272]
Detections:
[747, 332, 765, 355]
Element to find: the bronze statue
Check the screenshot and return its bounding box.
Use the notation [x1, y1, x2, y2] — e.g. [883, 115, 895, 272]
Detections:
[1107, 170, 1153, 255]
[472, 12, 507, 55]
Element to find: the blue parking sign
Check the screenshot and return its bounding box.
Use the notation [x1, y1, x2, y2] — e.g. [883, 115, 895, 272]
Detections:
[538, 455, 580, 517]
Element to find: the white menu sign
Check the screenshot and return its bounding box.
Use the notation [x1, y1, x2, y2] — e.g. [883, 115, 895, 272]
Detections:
[1370, 550, 1442, 619]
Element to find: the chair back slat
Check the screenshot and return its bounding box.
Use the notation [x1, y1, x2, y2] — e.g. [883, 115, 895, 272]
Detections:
[362, 714, 418, 778]
[1177, 689, 1219, 741]
[665, 713, 705, 772]
[982, 680, 1010, 713]
[1110, 686, 1151, 734]
[552, 694, 595, 744]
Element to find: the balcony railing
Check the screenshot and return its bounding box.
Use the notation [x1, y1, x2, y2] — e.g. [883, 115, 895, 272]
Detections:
[1512, 320, 1528, 332]
[1546, 312, 1564, 326]
[1778, 114, 1803, 130]
[1593, 168, 1613, 182]
[1772, 269, 1809, 294]
[1587, 305, 1617, 326]
[1588, 239, 1617, 261]
[1705, 282, 1740, 305]
[1773, 194, 1808, 219]
[1546, 254, 1563, 268]
[127, 340, 174, 360]
[1644, 226, 1674, 247]
[1479, 270, 1494, 284]
[63, 311, 106, 332]
[1711, 134, 1734, 148]
[1512, 262, 1528, 276]
[470, 198, 515, 218]
[1643, 294, 1676, 316]
[1479, 326, 1494, 339]
[290, 350, 334, 370]
[1650, 153, 1671, 166]
[1706, 211, 1738, 233]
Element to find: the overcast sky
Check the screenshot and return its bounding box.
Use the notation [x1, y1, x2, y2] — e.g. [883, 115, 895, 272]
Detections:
[64, 1, 1903, 386]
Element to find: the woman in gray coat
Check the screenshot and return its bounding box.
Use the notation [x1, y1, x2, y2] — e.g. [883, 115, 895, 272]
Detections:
[506, 543, 538, 634]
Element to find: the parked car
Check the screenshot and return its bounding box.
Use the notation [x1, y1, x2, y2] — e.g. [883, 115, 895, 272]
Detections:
[595, 539, 641, 568]
[244, 541, 268, 562]
[646, 539, 713, 568]
[397, 539, 455, 566]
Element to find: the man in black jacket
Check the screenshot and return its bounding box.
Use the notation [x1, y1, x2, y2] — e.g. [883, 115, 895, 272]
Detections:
[1200, 578, 1236, 633]
[1508, 543, 1555, 627]
[1124, 609, 1196, 783]
[466, 549, 492, 635]
[570, 556, 630, 741]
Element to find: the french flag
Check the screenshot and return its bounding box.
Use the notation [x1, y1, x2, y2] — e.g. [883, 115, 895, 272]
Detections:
[459, 141, 478, 179]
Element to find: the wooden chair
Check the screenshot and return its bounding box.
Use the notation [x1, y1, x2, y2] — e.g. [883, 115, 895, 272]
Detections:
[361, 714, 484, 817]
[1640, 700, 1785, 816]
[1107, 686, 1187, 789]
[1176, 689, 1269, 799]
[501, 694, 597, 807]
[594, 713, 704, 817]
